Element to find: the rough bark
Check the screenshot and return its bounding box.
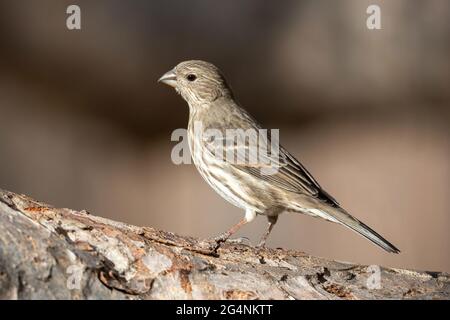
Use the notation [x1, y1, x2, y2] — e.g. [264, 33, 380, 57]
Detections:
[0, 188, 448, 300]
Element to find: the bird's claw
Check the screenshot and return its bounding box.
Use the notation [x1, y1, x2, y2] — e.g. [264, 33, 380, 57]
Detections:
[197, 233, 229, 253]
[212, 234, 229, 245]
[198, 239, 221, 253]
[225, 237, 252, 245]
[256, 240, 267, 248]
[206, 234, 252, 250]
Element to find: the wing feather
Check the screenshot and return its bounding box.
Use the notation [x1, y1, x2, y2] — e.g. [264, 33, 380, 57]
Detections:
[202, 132, 339, 205]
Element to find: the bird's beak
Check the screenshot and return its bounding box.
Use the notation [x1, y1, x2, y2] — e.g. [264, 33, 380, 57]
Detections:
[158, 68, 177, 88]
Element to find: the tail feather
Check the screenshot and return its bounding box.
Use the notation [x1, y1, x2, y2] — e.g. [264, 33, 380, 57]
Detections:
[298, 205, 400, 253]
[308, 206, 400, 254]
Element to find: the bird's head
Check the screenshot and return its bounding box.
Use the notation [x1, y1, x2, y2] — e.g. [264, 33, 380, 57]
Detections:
[158, 60, 233, 105]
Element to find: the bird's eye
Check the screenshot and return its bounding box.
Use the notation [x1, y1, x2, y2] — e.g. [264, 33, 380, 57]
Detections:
[186, 74, 197, 82]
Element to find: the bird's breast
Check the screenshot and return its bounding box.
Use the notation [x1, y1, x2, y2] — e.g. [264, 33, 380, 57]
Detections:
[186, 121, 269, 212]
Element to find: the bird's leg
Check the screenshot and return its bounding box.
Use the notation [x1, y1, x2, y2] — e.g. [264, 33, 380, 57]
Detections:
[213, 209, 256, 245]
[213, 218, 248, 244]
[257, 215, 278, 248]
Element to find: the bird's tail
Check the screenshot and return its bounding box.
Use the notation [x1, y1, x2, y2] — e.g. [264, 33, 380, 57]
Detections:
[297, 205, 400, 253]
[330, 207, 400, 253]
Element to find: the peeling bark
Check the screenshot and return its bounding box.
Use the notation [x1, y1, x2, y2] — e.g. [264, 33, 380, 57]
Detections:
[0, 189, 448, 300]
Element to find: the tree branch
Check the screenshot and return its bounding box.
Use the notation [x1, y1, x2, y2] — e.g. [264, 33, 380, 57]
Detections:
[0, 189, 448, 299]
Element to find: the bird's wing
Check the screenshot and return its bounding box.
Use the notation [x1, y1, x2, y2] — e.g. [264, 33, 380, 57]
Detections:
[246, 145, 340, 206]
[202, 132, 339, 206]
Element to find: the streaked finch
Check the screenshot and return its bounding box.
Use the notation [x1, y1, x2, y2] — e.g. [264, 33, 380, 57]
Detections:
[159, 60, 399, 253]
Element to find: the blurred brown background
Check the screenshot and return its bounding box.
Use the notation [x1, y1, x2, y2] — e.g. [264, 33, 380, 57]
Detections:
[0, 0, 449, 272]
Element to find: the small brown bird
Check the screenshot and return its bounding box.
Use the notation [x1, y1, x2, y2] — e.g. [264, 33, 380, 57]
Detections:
[159, 60, 400, 253]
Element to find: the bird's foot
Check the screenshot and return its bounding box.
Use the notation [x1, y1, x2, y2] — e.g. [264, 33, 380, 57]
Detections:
[256, 240, 267, 248]
[197, 239, 221, 253]
[197, 232, 231, 252]
[213, 232, 231, 245]
[225, 237, 251, 245]
[203, 234, 251, 251]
